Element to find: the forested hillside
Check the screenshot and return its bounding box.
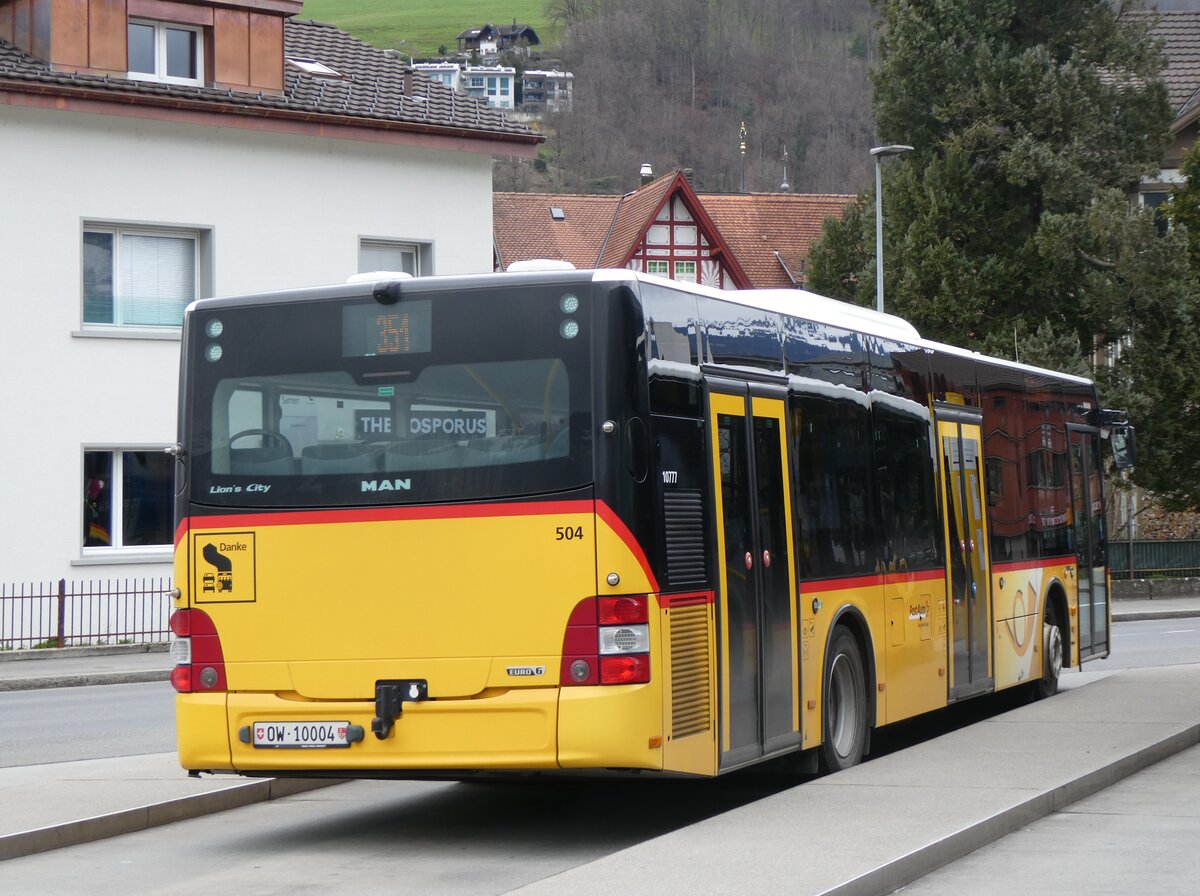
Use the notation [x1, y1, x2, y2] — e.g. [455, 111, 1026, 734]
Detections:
[500, 0, 878, 194]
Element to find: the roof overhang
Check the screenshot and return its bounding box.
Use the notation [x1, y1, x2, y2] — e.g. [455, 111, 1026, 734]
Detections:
[0, 81, 543, 157]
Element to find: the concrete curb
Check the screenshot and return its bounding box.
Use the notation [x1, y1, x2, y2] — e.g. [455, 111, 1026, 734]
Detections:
[0, 670, 170, 692]
[0, 643, 168, 663]
[1112, 608, 1200, 622]
[0, 777, 340, 862]
[823, 722, 1200, 896]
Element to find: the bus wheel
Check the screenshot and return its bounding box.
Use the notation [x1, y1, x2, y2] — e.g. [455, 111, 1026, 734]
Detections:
[820, 627, 868, 773]
[1032, 603, 1063, 700]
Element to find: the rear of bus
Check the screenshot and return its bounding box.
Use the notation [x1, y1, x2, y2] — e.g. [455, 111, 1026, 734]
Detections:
[171, 272, 665, 776]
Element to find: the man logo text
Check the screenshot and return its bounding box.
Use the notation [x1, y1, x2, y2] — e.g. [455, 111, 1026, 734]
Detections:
[361, 479, 412, 492]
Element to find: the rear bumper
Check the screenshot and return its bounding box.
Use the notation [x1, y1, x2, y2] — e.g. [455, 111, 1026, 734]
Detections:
[177, 682, 665, 774]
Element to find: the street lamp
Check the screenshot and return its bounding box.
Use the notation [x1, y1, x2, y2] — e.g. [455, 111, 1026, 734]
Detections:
[871, 144, 913, 314]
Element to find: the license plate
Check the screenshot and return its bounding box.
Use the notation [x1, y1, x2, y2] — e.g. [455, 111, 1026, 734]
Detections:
[251, 721, 351, 749]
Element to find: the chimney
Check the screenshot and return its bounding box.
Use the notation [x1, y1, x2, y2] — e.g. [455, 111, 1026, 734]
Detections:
[683, 168, 695, 186]
[639, 163, 654, 186]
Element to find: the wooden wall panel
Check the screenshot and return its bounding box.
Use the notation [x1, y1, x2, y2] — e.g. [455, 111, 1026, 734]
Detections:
[248, 12, 282, 92]
[128, 0, 211, 27]
[213, 8, 250, 86]
[51, 0, 88, 67]
[88, 0, 126, 73]
[12, 0, 31, 51]
[0, 3, 14, 44]
[30, 0, 50, 58]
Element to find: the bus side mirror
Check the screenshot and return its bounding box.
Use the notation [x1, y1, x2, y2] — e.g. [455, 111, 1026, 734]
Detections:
[1110, 423, 1136, 470]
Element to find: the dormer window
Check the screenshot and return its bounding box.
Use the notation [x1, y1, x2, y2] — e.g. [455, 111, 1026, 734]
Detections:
[128, 20, 204, 86]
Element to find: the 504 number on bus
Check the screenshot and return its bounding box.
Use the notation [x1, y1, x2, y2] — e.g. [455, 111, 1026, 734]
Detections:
[555, 525, 584, 541]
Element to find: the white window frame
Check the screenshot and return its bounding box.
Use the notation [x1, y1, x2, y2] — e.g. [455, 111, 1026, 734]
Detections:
[359, 238, 431, 277]
[80, 446, 174, 564]
[644, 260, 669, 276]
[674, 260, 698, 283]
[82, 223, 201, 331]
[127, 19, 204, 86]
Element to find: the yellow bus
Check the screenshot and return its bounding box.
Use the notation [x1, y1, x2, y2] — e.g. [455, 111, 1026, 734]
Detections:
[170, 269, 1125, 778]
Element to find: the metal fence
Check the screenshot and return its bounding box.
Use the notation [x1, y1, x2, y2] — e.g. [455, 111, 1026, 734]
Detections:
[1108, 540, 1200, 579]
[0, 578, 173, 650]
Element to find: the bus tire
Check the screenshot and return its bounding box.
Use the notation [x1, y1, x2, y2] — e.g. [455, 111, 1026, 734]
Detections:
[1032, 602, 1063, 700]
[820, 627, 868, 773]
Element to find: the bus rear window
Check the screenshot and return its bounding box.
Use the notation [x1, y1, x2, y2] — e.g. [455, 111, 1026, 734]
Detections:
[188, 283, 594, 506]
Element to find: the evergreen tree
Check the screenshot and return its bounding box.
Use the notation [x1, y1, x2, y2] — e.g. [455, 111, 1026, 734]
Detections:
[809, 1, 1200, 506]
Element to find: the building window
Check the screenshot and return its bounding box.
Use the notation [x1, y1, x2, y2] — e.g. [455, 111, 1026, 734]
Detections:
[1140, 191, 1171, 236]
[128, 20, 204, 86]
[83, 226, 198, 327]
[84, 449, 174, 551]
[360, 239, 429, 277]
[645, 260, 669, 276]
[674, 261, 698, 283]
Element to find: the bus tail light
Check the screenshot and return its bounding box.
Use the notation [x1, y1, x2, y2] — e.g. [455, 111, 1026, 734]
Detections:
[169, 608, 227, 693]
[560, 596, 651, 686]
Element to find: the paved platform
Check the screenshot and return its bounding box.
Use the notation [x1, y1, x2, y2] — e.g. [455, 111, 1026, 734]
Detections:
[508, 664, 1200, 896]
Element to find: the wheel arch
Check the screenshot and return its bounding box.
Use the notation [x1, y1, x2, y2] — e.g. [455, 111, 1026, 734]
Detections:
[823, 603, 878, 733]
[1044, 580, 1071, 668]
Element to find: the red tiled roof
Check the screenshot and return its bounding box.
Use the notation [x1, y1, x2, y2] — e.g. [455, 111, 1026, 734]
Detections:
[492, 192, 623, 270]
[493, 173, 854, 289]
[702, 192, 856, 289]
[597, 174, 678, 268]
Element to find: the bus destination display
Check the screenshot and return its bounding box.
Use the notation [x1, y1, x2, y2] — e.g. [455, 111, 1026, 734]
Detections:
[342, 300, 432, 357]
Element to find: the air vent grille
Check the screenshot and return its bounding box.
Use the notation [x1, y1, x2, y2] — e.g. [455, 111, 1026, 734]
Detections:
[669, 603, 711, 739]
[664, 489, 705, 585]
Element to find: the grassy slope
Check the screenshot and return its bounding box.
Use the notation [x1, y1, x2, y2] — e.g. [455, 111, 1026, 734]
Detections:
[299, 0, 558, 58]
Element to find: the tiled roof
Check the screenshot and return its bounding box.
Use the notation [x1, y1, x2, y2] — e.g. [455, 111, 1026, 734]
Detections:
[493, 192, 623, 269]
[0, 19, 538, 145]
[493, 173, 854, 288]
[702, 192, 856, 289]
[1145, 11, 1200, 114]
[597, 175, 678, 268]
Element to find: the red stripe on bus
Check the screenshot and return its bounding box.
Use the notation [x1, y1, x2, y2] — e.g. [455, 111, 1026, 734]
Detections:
[179, 500, 594, 543]
[883, 568, 945, 585]
[595, 501, 661, 593]
[660, 590, 715, 608]
[178, 500, 659, 594]
[799, 573, 884, 592]
[992, 556, 1075, 574]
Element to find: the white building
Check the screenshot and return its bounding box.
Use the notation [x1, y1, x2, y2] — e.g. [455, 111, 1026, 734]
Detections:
[412, 61, 461, 92]
[0, 0, 539, 590]
[522, 69, 574, 113]
[464, 65, 516, 110]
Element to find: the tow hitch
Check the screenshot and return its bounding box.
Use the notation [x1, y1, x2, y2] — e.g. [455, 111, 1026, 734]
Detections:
[371, 679, 429, 739]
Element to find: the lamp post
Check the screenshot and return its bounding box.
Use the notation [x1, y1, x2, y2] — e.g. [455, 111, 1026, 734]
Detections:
[871, 144, 913, 314]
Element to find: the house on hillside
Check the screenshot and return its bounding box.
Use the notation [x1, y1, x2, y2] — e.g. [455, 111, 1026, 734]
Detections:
[521, 69, 573, 113]
[463, 65, 516, 109]
[415, 62, 575, 114]
[0, 0, 540, 591]
[456, 22, 540, 56]
[493, 170, 853, 289]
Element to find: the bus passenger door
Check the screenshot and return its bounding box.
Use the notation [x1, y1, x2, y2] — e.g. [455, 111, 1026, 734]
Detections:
[937, 409, 994, 700]
[708, 381, 800, 769]
[1069, 427, 1109, 660]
